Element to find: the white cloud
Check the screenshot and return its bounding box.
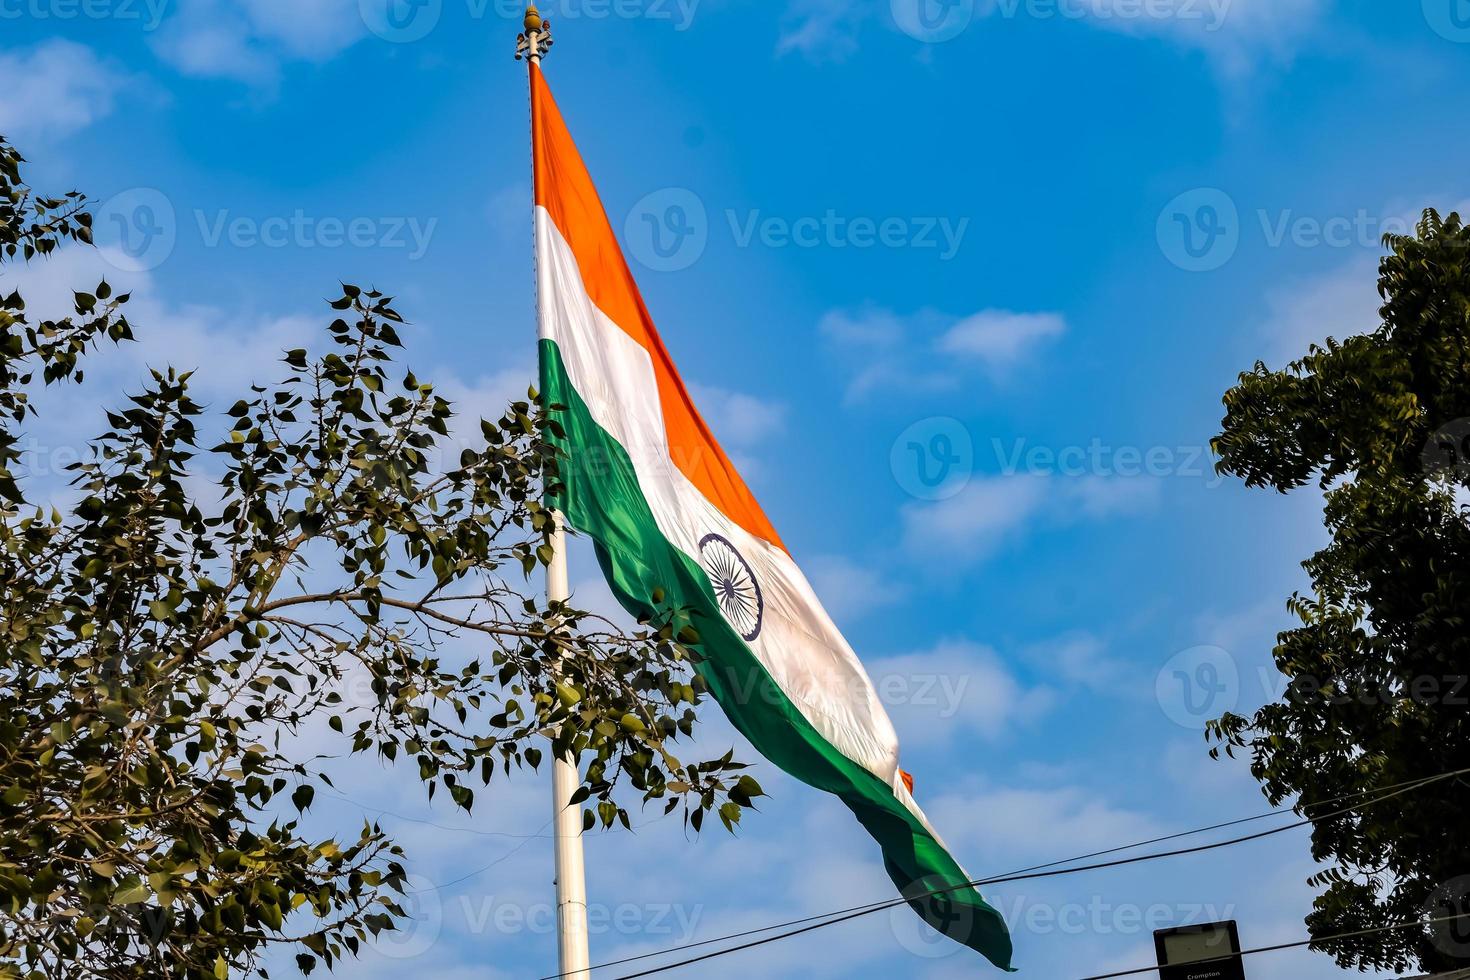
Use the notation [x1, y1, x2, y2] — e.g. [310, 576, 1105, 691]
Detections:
[929, 783, 1166, 865]
[873, 639, 1055, 747]
[780, 0, 1327, 76]
[822, 306, 1065, 403]
[818, 306, 907, 348]
[2, 246, 306, 403]
[433, 366, 536, 473]
[901, 474, 1050, 561]
[0, 41, 131, 144]
[690, 383, 787, 447]
[935, 310, 1066, 372]
[1059, 0, 1327, 75]
[804, 553, 906, 624]
[149, 19, 278, 83]
[241, 0, 367, 56]
[1162, 736, 1262, 801]
[1, 245, 526, 424]
[0, 244, 530, 512]
[1021, 632, 1131, 694]
[777, 0, 868, 62]
[1191, 594, 1291, 653]
[149, 0, 365, 84]
[1068, 473, 1164, 517]
[901, 472, 1161, 566]
[1258, 258, 1380, 367]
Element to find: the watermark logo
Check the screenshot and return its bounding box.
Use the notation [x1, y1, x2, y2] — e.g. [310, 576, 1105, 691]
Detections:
[360, 0, 443, 41]
[1156, 645, 1239, 729]
[1426, 876, 1470, 958]
[891, 417, 974, 501]
[891, 0, 976, 42]
[1423, 418, 1470, 481]
[1157, 188, 1239, 272]
[625, 187, 708, 272]
[92, 194, 439, 269]
[1424, 0, 1470, 42]
[1159, 189, 1430, 270]
[95, 188, 177, 273]
[624, 188, 970, 272]
[890, 875, 984, 958]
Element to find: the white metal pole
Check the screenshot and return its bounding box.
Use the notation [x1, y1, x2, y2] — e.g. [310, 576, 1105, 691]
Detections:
[547, 517, 591, 980]
[520, 8, 589, 978]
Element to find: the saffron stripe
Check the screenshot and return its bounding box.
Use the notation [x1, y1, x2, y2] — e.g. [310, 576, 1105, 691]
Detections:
[531, 62, 785, 553]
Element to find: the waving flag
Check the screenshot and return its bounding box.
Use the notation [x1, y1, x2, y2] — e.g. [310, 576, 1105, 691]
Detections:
[530, 62, 1014, 971]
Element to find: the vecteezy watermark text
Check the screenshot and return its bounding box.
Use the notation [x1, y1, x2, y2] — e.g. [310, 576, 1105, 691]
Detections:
[94, 189, 441, 271]
[1158, 188, 1426, 272]
[360, 0, 699, 43]
[890, 884, 1238, 959]
[458, 897, 704, 940]
[992, 437, 1221, 485]
[625, 188, 969, 272]
[889, 421, 1222, 502]
[890, 0, 1232, 43]
[727, 210, 968, 260]
[985, 0, 1230, 28]
[0, 0, 170, 29]
[195, 210, 438, 260]
[1156, 641, 1470, 730]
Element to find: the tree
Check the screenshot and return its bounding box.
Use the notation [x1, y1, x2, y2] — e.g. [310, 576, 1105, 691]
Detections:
[0, 136, 760, 979]
[1209, 209, 1470, 974]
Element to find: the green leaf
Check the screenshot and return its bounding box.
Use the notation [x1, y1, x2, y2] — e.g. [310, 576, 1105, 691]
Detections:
[114, 878, 148, 905]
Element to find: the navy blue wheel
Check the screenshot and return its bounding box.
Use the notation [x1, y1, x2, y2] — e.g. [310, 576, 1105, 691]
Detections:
[698, 533, 764, 642]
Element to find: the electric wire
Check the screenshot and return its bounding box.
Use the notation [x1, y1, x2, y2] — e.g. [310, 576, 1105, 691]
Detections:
[599, 768, 1470, 979]
[536, 766, 1468, 979]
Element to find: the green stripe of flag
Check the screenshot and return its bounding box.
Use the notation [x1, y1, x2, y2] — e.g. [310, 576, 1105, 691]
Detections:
[540, 338, 1015, 971]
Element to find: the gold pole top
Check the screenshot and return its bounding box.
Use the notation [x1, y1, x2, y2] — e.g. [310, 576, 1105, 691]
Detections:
[516, 3, 553, 61]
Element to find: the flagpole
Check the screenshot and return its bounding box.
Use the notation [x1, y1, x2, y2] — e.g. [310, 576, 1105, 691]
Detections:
[519, 8, 589, 979]
[547, 513, 590, 980]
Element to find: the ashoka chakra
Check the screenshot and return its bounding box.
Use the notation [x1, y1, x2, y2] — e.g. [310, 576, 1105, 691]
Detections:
[698, 533, 764, 642]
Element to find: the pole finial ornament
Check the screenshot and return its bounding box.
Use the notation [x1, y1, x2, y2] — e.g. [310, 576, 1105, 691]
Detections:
[516, 4, 553, 62]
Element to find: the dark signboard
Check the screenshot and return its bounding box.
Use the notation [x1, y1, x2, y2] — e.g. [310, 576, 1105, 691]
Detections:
[1154, 921, 1246, 980]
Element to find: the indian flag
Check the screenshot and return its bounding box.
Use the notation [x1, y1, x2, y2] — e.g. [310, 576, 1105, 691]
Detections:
[530, 62, 1014, 971]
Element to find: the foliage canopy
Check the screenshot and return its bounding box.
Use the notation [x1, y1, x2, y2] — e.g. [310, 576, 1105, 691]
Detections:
[0, 135, 759, 979]
[1211, 210, 1470, 974]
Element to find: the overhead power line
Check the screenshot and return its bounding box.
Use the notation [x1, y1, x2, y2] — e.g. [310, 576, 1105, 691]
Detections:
[579, 767, 1470, 980]
[542, 768, 1461, 980]
[538, 767, 1467, 980]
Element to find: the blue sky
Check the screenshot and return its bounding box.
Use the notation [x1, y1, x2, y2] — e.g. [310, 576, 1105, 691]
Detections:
[3, 1, 1470, 978]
